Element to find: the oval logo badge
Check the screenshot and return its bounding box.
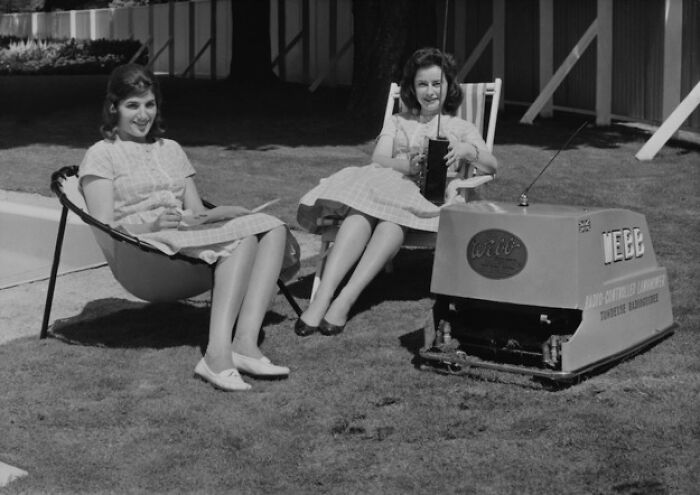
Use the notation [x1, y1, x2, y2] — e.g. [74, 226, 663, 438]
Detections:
[466, 229, 528, 279]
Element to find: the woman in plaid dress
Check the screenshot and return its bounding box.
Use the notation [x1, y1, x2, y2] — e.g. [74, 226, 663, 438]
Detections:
[295, 48, 497, 336]
[80, 64, 299, 391]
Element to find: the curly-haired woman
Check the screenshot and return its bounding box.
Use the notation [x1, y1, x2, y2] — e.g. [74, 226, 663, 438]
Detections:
[295, 47, 497, 337]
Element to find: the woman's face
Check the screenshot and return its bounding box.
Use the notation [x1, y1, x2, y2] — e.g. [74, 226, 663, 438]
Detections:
[116, 90, 157, 142]
[414, 64, 446, 116]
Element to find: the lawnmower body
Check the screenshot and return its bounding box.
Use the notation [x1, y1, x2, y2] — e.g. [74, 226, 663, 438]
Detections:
[421, 200, 675, 382]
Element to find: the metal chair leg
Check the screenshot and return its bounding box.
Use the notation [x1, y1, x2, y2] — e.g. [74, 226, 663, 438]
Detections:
[277, 280, 302, 317]
[40, 205, 69, 339]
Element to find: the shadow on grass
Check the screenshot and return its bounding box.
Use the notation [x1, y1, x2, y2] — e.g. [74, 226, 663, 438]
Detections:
[495, 108, 700, 153]
[49, 297, 287, 350]
[0, 76, 373, 150]
[5, 75, 698, 154]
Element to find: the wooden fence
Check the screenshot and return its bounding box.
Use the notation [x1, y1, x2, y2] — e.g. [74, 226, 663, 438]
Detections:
[1, 0, 698, 131]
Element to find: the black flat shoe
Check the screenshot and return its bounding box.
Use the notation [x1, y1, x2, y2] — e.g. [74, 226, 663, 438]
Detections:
[319, 318, 345, 336]
[294, 318, 318, 337]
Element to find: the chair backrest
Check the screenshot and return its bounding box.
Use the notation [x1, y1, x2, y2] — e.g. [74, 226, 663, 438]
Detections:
[53, 166, 212, 302]
[383, 78, 502, 152]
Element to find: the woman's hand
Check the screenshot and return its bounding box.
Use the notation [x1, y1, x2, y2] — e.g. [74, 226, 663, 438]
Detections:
[444, 141, 479, 168]
[153, 208, 182, 231]
[407, 152, 425, 176]
[179, 205, 252, 227]
[217, 205, 252, 219]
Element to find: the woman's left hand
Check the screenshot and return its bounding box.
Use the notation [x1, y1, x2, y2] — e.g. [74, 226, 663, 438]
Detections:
[444, 142, 479, 168]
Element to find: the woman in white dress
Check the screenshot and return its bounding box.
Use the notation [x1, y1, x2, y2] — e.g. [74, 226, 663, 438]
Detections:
[80, 64, 300, 391]
[296, 48, 497, 336]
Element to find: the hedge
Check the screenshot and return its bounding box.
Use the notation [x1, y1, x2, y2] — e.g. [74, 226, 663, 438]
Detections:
[0, 36, 148, 75]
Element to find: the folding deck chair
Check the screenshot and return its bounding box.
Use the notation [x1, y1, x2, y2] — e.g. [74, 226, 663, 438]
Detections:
[40, 165, 302, 339]
[310, 78, 502, 301]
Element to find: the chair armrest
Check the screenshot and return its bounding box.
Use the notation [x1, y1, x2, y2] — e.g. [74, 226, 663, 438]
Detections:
[451, 175, 494, 190]
[444, 174, 494, 206]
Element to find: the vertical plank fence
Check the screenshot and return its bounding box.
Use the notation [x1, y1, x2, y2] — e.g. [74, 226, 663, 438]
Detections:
[1, 0, 697, 134]
[0, 0, 228, 80]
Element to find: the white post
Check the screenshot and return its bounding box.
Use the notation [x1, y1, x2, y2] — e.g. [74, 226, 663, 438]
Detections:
[539, 0, 553, 118]
[70, 10, 76, 39]
[31, 12, 38, 39]
[662, 0, 683, 119]
[596, 0, 613, 126]
[90, 9, 96, 40]
[635, 82, 700, 161]
[109, 8, 114, 40]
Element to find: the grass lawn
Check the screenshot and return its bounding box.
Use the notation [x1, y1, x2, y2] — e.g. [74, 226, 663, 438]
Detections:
[1, 75, 699, 494]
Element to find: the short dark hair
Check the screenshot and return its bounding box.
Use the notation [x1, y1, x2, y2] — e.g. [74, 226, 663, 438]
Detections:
[100, 64, 164, 140]
[399, 47, 462, 115]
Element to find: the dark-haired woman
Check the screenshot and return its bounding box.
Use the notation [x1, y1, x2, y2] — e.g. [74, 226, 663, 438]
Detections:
[79, 64, 300, 391]
[295, 47, 497, 336]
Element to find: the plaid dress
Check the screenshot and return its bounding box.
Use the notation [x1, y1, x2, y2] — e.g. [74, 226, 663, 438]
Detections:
[297, 113, 486, 233]
[79, 137, 300, 281]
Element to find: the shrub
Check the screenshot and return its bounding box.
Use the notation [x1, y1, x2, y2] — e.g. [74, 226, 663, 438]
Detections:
[0, 37, 147, 75]
[0, 35, 26, 49]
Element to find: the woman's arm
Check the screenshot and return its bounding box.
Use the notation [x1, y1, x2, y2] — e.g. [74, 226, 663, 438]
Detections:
[445, 141, 498, 175]
[180, 177, 250, 225]
[81, 176, 116, 226]
[182, 177, 206, 213]
[82, 176, 180, 233]
[444, 121, 498, 175]
[371, 134, 422, 176]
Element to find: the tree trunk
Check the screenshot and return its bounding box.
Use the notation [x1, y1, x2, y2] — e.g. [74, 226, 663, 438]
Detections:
[228, 0, 278, 85]
[348, 0, 437, 124]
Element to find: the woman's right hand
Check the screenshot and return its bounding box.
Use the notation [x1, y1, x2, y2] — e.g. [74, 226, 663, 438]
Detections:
[407, 152, 425, 176]
[152, 208, 182, 231]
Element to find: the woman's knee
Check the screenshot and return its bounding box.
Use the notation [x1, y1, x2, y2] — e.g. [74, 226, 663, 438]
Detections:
[241, 234, 260, 250]
[346, 208, 377, 224]
[260, 225, 287, 245]
[376, 220, 405, 236]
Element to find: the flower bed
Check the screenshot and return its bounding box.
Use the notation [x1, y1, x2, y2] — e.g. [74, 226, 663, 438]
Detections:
[0, 36, 147, 75]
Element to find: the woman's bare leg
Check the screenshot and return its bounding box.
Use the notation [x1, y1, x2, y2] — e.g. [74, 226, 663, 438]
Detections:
[324, 220, 404, 325]
[232, 226, 286, 358]
[205, 235, 258, 372]
[300, 210, 376, 326]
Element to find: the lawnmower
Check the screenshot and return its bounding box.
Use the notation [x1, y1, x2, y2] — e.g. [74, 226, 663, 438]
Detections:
[419, 126, 676, 384]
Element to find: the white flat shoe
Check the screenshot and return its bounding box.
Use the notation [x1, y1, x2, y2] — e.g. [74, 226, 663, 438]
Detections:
[231, 351, 290, 377]
[194, 358, 251, 391]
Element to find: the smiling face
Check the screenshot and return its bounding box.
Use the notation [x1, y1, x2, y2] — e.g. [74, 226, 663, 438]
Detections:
[413, 65, 446, 117]
[116, 90, 157, 142]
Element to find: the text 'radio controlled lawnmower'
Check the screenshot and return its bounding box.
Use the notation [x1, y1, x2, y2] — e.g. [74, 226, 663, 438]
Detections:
[419, 125, 676, 384]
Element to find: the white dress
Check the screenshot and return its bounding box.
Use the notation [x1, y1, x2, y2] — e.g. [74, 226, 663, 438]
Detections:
[297, 112, 487, 233]
[79, 137, 300, 281]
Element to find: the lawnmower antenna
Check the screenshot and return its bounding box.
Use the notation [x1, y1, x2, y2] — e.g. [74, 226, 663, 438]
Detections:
[518, 121, 589, 207]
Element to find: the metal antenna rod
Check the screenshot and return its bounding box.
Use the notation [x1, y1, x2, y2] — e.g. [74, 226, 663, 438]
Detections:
[436, 0, 449, 138]
[518, 121, 589, 206]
